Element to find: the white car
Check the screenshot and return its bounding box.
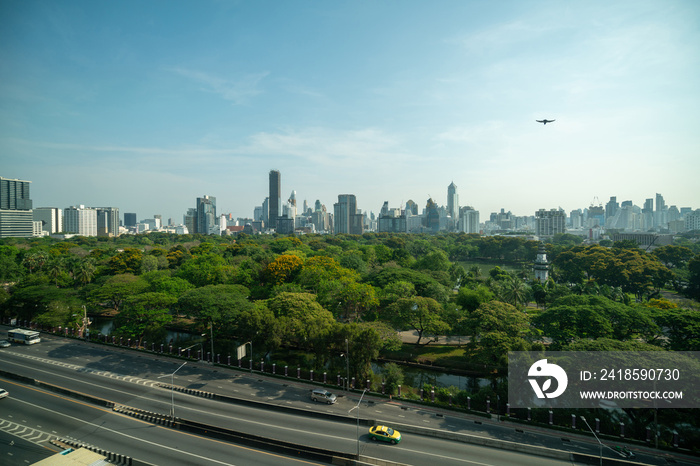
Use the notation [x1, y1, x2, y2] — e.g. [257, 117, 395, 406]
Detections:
[0, 389, 8, 399]
[311, 389, 337, 404]
[0, 340, 10, 348]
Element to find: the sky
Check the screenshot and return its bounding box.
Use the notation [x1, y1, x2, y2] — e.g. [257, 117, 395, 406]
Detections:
[2, 0, 699, 223]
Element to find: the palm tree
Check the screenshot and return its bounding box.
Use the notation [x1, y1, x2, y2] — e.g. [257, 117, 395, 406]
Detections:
[501, 275, 530, 308]
[75, 259, 96, 286]
[46, 257, 65, 286]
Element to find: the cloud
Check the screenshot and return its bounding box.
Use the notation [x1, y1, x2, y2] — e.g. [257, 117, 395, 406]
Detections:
[170, 67, 269, 104]
[242, 127, 412, 167]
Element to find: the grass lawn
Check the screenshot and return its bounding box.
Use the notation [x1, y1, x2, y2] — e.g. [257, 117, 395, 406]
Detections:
[381, 344, 467, 369]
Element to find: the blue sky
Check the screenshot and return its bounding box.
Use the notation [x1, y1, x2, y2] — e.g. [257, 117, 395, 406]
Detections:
[2, 0, 699, 223]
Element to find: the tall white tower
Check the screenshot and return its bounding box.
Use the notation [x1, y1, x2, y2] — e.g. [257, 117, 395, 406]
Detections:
[533, 242, 549, 282]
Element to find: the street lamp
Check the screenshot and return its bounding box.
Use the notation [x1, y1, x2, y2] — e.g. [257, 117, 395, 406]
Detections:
[340, 338, 350, 391]
[348, 388, 368, 459]
[580, 416, 602, 466]
[158, 362, 187, 420]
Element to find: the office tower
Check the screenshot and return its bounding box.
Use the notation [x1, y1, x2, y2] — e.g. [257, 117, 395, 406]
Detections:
[334, 194, 362, 234]
[64, 205, 98, 236]
[458, 206, 480, 233]
[570, 209, 583, 229]
[587, 204, 605, 228]
[311, 204, 330, 232]
[34, 207, 63, 234]
[269, 170, 281, 230]
[95, 207, 119, 236]
[405, 200, 418, 216]
[642, 198, 654, 230]
[196, 196, 217, 235]
[124, 212, 137, 227]
[378, 202, 406, 233]
[253, 206, 263, 222]
[535, 208, 566, 236]
[447, 182, 459, 221]
[424, 198, 440, 232]
[605, 196, 619, 220]
[655, 193, 667, 228]
[685, 210, 700, 232]
[0, 176, 34, 238]
[314, 200, 322, 211]
[184, 208, 196, 234]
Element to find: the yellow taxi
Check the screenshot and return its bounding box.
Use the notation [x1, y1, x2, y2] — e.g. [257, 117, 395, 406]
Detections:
[368, 425, 402, 444]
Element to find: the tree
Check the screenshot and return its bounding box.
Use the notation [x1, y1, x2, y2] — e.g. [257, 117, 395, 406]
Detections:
[107, 248, 143, 274]
[497, 275, 530, 308]
[386, 296, 449, 345]
[455, 285, 494, 313]
[652, 245, 695, 269]
[459, 301, 531, 368]
[233, 302, 282, 357]
[94, 274, 149, 312]
[115, 292, 175, 346]
[264, 254, 304, 285]
[176, 284, 252, 325]
[74, 259, 96, 286]
[175, 253, 235, 287]
[382, 362, 404, 396]
[268, 292, 335, 356]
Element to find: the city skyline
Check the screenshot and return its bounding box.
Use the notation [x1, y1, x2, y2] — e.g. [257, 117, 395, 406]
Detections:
[2, 1, 699, 222]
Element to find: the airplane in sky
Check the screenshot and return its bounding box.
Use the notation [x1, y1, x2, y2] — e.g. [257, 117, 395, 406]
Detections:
[536, 119, 555, 125]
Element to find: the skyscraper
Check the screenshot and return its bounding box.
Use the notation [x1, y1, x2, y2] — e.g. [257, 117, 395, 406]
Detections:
[96, 207, 120, 236]
[425, 198, 440, 232]
[269, 170, 281, 230]
[124, 212, 137, 228]
[196, 196, 217, 235]
[334, 194, 362, 234]
[0, 176, 34, 238]
[447, 182, 459, 221]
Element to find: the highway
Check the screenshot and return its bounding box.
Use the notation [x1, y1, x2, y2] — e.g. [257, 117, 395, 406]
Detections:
[1, 331, 697, 465]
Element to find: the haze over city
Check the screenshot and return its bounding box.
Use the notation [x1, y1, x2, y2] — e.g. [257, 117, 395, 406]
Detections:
[2, 1, 699, 222]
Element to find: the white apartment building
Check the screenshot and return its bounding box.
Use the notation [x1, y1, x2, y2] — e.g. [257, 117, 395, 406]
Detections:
[64, 205, 97, 236]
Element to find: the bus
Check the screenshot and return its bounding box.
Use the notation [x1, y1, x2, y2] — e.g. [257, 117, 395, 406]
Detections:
[8, 328, 41, 345]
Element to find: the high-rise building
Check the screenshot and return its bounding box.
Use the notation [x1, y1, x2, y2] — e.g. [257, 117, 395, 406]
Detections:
[34, 207, 63, 234]
[184, 208, 196, 234]
[458, 206, 480, 233]
[605, 196, 619, 220]
[570, 209, 583, 229]
[333, 194, 362, 234]
[196, 196, 217, 235]
[535, 208, 566, 236]
[0, 176, 33, 238]
[64, 205, 98, 236]
[447, 182, 459, 223]
[425, 198, 440, 232]
[655, 193, 667, 228]
[269, 170, 281, 230]
[124, 212, 137, 227]
[685, 210, 700, 232]
[96, 207, 119, 236]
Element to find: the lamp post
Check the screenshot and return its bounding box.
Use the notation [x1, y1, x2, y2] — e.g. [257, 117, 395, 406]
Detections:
[340, 338, 350, 391]
[209, 321, 215, 364]
[158, 362, 187, 420]
[581, 416, 602, 466]
[348, 388, 368, 459]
